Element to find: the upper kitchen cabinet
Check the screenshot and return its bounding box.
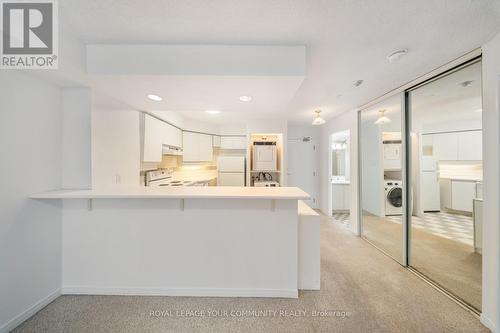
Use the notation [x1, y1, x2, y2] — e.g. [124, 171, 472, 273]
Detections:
[220, 136, 247, 150]
[212, 135, 221, 148]
[182, 131, 213, 162]
[457, 130, 482, 161]
[432, 132, 458, 161]
[143, 114, 182, 162]
[430, 130, 482, 161]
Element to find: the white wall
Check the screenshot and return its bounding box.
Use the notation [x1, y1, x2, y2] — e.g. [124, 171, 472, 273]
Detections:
[0, 71, 62, 332]
[61, 88, 92, 189]
[319, 111, 359, 235]
[91, 110, 141, 188]
[480, 32, 500, 333]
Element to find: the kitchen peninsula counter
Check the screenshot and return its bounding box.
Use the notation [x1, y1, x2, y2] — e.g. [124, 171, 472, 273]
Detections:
[31, 186, 317, 299]
[31, 186, 309, 200]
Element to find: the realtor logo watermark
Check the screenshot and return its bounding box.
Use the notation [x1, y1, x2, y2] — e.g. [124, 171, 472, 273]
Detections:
[1, 0, 58, 69]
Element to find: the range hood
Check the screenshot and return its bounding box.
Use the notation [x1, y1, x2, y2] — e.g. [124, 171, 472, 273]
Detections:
[162, 145, 183, 156]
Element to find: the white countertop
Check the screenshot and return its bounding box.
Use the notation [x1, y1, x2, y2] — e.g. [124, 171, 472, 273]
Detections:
[30, 186, 310, 200]
[440, 177, 482, 182]
[331, 180, 351, 185]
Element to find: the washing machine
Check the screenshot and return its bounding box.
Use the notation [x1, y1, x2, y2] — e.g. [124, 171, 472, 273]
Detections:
[385, 180, 403, 216]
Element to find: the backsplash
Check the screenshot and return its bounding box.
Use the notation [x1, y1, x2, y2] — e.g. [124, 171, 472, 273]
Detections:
[439, 161, 483, 181]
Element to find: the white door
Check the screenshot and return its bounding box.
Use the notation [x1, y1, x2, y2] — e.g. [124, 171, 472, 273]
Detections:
[218, 172, 245, 186]
[287, 138, 317, 207]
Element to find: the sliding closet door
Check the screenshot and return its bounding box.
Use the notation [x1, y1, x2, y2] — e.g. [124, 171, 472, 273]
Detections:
[359, 94, 405, 263]
[408, 60, 482, 311]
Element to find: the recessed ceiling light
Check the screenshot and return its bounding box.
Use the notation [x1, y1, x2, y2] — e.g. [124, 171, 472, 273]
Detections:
[206, 110, 221, 115]
[353, 80, 364, 87]
[386, 48, 408, 63]
[147, 94, 163, 101]
[474, 108, 483, 113]
[459, 80, 474, 88]
[239, 95, 252, 102]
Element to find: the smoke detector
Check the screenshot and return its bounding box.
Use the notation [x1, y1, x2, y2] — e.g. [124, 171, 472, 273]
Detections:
[386, 49, 408, 63]
[353, 80, 364, 87]
[459, 80, 474, 88]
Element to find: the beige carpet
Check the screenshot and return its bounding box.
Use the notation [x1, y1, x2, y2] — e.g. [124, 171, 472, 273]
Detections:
[13, 214, 487, 333]
[362, 212, 482, 310]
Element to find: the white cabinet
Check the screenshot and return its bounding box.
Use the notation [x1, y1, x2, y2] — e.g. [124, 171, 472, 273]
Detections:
[332, 184, 350, 211]
[430, 130, 482, 161]
[451, 180, 476, 212]
[457, 131, 482, 161]
[162, 122, 182, 148]
[182, 131, 213, 162]
[143, 114, 182, 162]
[143, 114, 164, 162]
[198, 133, 213, 161]
[212, 135, 221, 148]
[220, 136, 247, 150]
[432, 132, 458, 161]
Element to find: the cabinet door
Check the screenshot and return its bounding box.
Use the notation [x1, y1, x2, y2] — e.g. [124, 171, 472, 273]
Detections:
[451, 180, 476, 212]
[432, 132, 458, 161]
[163, 122, 182, 148]
[220, 136, 234, 149]
[182, 131, 199, 162]
[233, 136, 247, 149]
[332, 184, 344, 210]
[457, 131, 482, 161]
[143, 114, 163, 162]
[198, 133, 214, 161]
[212, 135, 221, 147]
[220, 136, 247, 149]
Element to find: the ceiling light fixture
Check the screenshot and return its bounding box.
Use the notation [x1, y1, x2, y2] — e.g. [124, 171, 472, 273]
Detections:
[374, 109, 391, 125]
[312, 110, 326, 125]
[474, 108, 483, 113]
[386, 48, 408, 63]
[353, 80, 364, 87]
[147, 94, 163, 101]
[206, 110, 221, 115]
[239, 95, 252, 102]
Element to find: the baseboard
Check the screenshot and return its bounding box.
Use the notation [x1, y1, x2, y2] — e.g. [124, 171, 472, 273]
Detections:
[480, 314, 496, 333]
[62, 286, 298, 298]
[0, 288, 61, 333]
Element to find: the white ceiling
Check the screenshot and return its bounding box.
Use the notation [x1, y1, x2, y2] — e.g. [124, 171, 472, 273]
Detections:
[60, 0, 500, 124]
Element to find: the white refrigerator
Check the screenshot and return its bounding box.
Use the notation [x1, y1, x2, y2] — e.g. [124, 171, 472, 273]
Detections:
[217, 156, 246, 186]
[421, 156, 441, 211]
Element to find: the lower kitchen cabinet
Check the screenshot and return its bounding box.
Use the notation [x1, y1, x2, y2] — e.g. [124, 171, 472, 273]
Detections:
[440, 178, 477, 213]
[451, 180, 476, 212]
[332, 183, 350, 211]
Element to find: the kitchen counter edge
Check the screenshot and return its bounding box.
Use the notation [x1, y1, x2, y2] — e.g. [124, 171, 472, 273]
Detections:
[30, 187, 310, 200]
